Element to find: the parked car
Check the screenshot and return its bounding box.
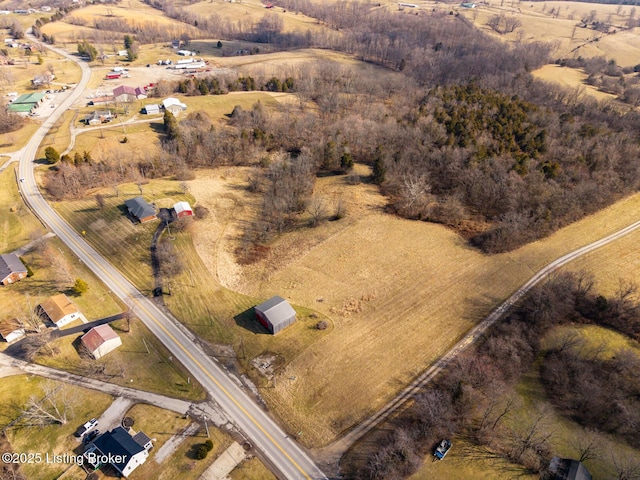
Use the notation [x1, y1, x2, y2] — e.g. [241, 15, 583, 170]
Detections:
[75, 418, 98, 438]
[83, 429, 100, 444]
[434, 439, 452, 460]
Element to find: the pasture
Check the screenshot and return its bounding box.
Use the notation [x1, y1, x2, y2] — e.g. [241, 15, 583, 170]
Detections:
[185, 162, 640, 446]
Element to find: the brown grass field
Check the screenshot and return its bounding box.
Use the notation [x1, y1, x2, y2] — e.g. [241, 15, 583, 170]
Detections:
[531, 64, 617, 102]
[185, 0, 324, 34]
[456, 0, 640, 66]
[184, 162, 640, 446]
[5, 3, 640, 476]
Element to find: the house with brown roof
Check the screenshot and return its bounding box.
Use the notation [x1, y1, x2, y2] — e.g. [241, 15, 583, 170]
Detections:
[38, 294, 80, 328]
[0, 253, 28, 285]
[0, 319, 26, 343]
[81, 324, 122, 359]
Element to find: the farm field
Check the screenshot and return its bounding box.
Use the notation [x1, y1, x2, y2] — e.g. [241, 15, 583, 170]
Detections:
[457, 0, 640, 66]
[185, 0, 324, 34]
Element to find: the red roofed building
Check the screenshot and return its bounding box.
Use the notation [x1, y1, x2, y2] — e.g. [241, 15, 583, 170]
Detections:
[81, 324, 122, 359]
[173, 201, 193, 218]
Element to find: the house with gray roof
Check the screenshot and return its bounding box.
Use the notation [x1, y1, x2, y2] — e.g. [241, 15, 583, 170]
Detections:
[124, 197, 156, 223]
[0, 253, 27, 285]
[255, 296, 296, 334]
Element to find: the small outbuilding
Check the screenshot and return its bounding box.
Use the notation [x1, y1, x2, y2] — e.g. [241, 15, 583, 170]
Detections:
[173, 201, 193, 218]
[143, 104, 160, 115]
[255, 296, 296, 334]
[0, 253, 28, 285]
[0, 319, 26, 343]
[124, 197, 157, 223]
[38, 294, 80, 328]
[81, 324, 122, 359]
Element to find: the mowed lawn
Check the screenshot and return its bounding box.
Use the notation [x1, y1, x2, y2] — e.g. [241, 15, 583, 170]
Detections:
[52, 180, 195, 294]
[111, 403, 228, 480]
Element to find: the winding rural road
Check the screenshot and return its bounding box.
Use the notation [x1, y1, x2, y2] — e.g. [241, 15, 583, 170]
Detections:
[18, 36, 326, 480]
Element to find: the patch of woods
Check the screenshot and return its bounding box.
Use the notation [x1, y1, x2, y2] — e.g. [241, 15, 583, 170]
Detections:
[0, 103, 25, 135]
[344, 272, 640, 480]
[42, 0, 640, 256]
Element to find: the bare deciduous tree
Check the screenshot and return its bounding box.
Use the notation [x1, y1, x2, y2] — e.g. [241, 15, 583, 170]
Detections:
[20, 382, 72, 426]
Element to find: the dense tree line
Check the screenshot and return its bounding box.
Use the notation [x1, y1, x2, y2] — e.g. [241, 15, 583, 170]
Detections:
[348, 272, 640, 479]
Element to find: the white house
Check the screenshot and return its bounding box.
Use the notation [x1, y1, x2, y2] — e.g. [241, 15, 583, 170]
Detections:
[143, 104, 160, 115]
[87, 427, 152, 477]
[81, 324, 122, 359]
[162, 97, 187, 115]
[177, 49, 195, 56]
[0, 319, 26, 343]
[38, 294, 80, 328]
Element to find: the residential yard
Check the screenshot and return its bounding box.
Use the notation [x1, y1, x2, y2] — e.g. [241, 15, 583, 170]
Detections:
[51, 180, 195, 294]
[0, 374, 113, 480]
[119, 403, 231, 479]
[0, 234, 123, 330]
[34, 317, 205, 401]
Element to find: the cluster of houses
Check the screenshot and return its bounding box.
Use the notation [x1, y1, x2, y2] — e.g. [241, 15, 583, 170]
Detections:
[0, 287, 124, 360]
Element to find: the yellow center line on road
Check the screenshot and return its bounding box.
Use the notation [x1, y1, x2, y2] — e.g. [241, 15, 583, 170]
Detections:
[39, 204, 313, 480]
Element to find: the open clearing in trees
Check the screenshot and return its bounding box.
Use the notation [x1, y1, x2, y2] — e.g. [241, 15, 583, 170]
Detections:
[186, 162, 640, 445]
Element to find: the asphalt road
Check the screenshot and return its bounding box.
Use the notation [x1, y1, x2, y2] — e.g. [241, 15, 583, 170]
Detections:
[19, 36, 326, 480]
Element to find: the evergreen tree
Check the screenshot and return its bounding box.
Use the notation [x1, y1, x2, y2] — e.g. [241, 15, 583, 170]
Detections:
[163, 110, 180, 140]
[44, 146, 60, 164]
[372, 147, 386, 185]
